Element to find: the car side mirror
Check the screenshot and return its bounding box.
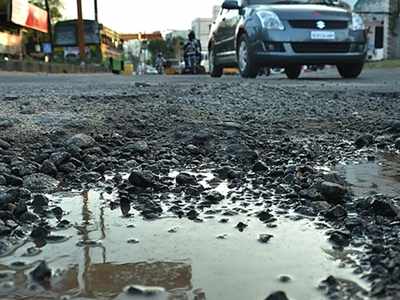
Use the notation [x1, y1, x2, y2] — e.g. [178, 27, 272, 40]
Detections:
[222, 0, 241, 10]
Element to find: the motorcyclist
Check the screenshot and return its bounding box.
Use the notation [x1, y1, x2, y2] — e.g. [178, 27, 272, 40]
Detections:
[183, 31, 202, 72]
[155, 52, 166, 74]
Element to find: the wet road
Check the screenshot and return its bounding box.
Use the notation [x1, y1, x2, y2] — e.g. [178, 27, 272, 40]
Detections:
[0, 68, 400, 300]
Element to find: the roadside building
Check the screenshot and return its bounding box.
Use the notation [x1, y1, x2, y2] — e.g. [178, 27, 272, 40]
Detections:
[119, 31, 164, 75]
[212, 5, 221, 22]
[354, 0, 400, 60]
[120, 32, 163, 42]
[0, 0, 48, 59]
[191, 18, 212, 52]
[165, 30, 188, 41]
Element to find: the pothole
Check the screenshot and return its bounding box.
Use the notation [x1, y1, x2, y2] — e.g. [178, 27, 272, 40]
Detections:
[0, 170, 368, 300]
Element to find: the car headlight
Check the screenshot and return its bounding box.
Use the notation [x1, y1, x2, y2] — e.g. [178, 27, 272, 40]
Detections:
[256, 11, 285, 30]
[351, 13, 365, 31]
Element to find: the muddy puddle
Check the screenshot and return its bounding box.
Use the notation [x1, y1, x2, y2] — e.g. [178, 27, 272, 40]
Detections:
[0, 171, 368, 300]
[338, 153, 400, 198]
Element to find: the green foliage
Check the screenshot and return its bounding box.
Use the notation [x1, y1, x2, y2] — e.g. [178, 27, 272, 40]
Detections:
[166, 36, 186, 61]
[29, 0, 63, 22]
[147, 39, 168, 63]
[0, 0, 7, 10]
[147, 36, 187, 63]
[166, 36, 185, 52]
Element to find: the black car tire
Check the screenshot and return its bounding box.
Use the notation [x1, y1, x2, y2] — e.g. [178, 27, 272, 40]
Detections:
[337, 63, 364, 79]
[209, 47, 223, 78]
[237, 35, 258, 78]
[285, 65, 302, 79]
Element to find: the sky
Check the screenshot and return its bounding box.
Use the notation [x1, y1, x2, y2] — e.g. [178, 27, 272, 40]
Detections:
[63, 0, 357, 34]
[63, 0, 222, 33]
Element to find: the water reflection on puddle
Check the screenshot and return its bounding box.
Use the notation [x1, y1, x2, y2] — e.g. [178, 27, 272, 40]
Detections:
[338, 153, 400, 197]
[0, 172, 368, 300]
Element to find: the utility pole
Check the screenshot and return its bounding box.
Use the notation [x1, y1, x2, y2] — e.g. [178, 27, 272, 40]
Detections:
[44, 0, 53, 60]
[94, 0, 98, 23]
[76, 0, 86, 62]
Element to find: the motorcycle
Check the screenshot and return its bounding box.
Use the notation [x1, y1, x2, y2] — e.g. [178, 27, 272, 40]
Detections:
[155, 62, 165, 75]
[155, 57, 166, 75]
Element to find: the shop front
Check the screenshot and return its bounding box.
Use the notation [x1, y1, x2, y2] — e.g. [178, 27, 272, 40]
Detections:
[0, 0, 48, 59]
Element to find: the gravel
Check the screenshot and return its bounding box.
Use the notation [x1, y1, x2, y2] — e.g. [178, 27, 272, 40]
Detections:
[0, 71, 400, 299]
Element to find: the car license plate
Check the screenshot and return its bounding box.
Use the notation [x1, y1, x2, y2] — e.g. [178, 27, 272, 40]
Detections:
[311, 31, 336, 40]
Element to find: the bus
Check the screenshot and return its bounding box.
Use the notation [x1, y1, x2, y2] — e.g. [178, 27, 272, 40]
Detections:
[53, 20, 124, 73]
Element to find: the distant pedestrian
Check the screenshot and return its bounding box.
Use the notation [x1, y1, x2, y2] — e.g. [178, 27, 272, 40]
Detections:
[155, 53, 166, 74]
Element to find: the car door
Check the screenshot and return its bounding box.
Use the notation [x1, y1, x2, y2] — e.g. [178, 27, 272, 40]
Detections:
[213, 7, 228, 55]
[224, 4, 241, 54]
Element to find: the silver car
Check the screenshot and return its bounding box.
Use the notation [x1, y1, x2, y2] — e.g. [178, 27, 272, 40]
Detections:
[208, 0, 367, 79]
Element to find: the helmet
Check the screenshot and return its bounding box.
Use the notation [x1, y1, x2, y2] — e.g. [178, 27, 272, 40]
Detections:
[188, 31, 195, 40]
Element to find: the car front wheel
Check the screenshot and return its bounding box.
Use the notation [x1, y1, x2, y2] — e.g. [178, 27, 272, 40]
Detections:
[285, 65, 302, 79]
[337, 63, 364, 79]
[209, 47, 223, 78]
[237, 35, 258, 78]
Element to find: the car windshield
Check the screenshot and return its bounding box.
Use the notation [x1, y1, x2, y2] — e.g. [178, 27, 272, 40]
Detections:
[246, 0, 338, 5]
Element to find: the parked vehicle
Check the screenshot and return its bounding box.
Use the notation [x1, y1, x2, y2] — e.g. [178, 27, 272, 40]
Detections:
[208, 0, 367, 79]
[144, 65, 159, 75]
[54, 20, 125, 74]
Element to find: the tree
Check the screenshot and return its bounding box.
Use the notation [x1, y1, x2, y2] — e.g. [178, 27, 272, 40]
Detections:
[147, 39, 169, 64]
[166, 36, 185, 60]
[147, 36, 187, 64]
[29, 0, 63, 23]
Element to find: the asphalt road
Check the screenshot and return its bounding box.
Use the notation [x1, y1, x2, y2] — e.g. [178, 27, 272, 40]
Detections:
[0, 66, 400, 95]
[1, 67, 400, 299]
[1, 66, 399, 145]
